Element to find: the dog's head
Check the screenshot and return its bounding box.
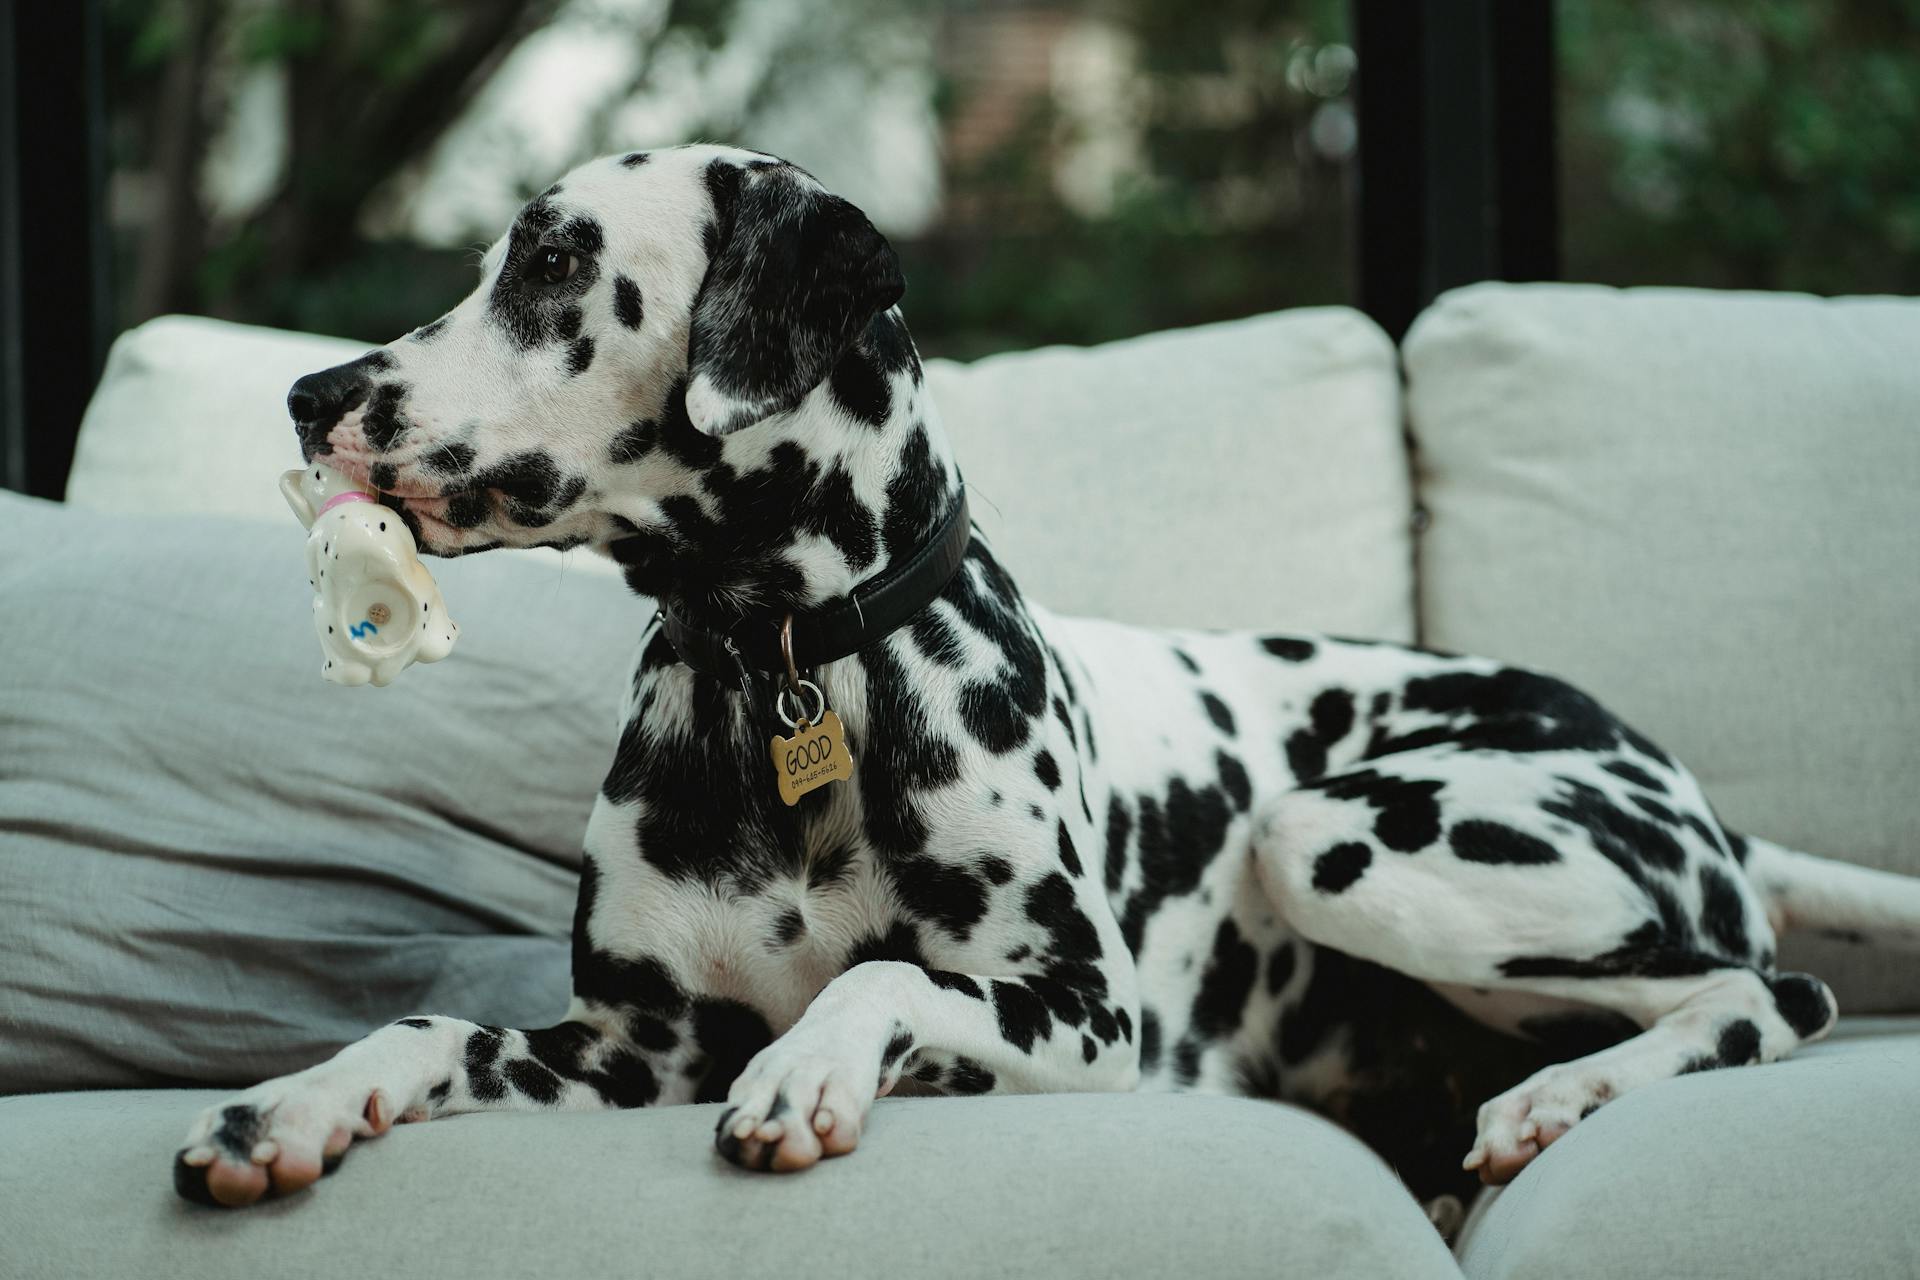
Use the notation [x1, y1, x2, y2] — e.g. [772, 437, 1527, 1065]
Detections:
[287, 145, 904, 556]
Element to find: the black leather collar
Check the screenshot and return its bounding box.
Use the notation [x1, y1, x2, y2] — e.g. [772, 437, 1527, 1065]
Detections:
[658, 488, 972, 679]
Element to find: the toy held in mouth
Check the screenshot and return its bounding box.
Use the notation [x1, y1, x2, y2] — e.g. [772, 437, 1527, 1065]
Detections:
[279, 463, 459, 687]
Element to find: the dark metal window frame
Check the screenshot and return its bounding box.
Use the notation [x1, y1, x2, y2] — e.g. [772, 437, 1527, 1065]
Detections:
[1355, 0, 1559, 341]
[1, 0, 111, 500]
[0, 0, 1556, 498]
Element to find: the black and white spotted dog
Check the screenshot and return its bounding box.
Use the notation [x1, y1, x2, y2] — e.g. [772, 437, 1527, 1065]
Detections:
[175, 145, 1920, 1212]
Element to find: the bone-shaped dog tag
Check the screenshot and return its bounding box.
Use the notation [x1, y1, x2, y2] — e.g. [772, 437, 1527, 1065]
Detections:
[770, 710, 853, 806]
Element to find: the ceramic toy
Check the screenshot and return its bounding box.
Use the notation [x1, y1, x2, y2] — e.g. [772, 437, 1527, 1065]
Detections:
[279, 463, 458, 686]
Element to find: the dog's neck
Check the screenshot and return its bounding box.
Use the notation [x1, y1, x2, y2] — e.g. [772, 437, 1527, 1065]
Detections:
[596, 320, 961, 633]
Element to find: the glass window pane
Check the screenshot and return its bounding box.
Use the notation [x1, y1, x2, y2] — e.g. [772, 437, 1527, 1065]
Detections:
[102, 0, 1357, 359]
[1559, 0, 1920, 294]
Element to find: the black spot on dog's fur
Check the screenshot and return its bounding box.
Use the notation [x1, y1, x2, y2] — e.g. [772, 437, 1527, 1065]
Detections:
[1602, 759, 1665, 791]
[1498, 932, 1739, 981]
[990, 979, 1052, 1053]
[421, 439, 476, 476]
[609, 418, 657, 464]
[1260, 636, 1316, 662]
[928, 969, 985, 1000]
[1541, 776, 1687, 877]
[614, 275, 644, 328]
[362, 383, 412, 451]
[830, 343, 891, 427]
[1104, 795, 1132, 894]
[909, 608, 967, 666]
[1449, 820, 1560, 866]
[1216, 750, 1252, 812]
[945, 1057, 995, 1093]
[1681, 1018, 1762, 1073]
[1312, 842, 1373, 893]
[1304, 767, 1443, 853]
[1285, 688, 1356, 782]
[1186, 919, 1258, 1044]
[887, 855, 990, 942]
[1200, 691, 1236, 736]
[772, 908, 806, 946]
[847, 920, 927, 968]
[1116, 776, 1239, 954]
[1767, 973, 1834, 1038]
[1697, 862, 1751, 958]
[567, 334, 595, 376]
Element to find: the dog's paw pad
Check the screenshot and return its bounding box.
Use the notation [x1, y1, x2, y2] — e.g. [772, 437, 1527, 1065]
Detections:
[174, 1085, 381, 1207]
[715, 1046, 871, 1172]
[1466, 1068, 1599, 1185]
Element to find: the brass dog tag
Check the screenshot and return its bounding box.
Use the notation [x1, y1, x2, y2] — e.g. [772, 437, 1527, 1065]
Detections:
[770, 710, 854, 806]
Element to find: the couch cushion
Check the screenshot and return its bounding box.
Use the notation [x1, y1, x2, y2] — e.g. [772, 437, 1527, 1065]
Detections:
[0, 1091, 1462, 1280]
[67, 314, 369, 521]
[1455, 1017, 1920, 1279]
[930, 306, 1413, 637]
[0, 492, 646, 1093]
[1405, 284, 1920, 1011]
[63, 314, 623, 577]
[71, 309, 1415, 638]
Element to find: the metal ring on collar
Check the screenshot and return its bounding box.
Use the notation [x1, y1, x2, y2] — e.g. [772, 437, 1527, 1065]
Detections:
[775, 679, 827, 730]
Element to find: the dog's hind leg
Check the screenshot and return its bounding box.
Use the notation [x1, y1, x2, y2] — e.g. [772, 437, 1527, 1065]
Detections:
[173, 1009, 690, 1208]
[1742, 834, 1920, 950]
[1250, 749, 1837, 1184]
[1456, 964, 1833, 1181]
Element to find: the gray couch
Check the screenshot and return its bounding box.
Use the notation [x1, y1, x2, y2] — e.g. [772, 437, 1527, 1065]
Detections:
[4, 284, 1917, 1277]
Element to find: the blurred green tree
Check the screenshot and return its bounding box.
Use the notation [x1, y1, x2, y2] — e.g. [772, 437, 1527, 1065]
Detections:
[111, 0, 565, 332]
[901, 0, 1355, 356]
[1561, 0, 1920, 293]
[104, 0, 1920, 355]
[105, 0, 920, 339]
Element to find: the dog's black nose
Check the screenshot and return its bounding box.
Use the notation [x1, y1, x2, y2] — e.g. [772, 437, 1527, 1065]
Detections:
[287, 352, 391, 426]
[287, 384, 321, 423]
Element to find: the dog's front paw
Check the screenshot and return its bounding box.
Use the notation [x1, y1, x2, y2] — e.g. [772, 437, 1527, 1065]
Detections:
[174, 1073, 401, 1208]
[714, 1034, 884, 1173]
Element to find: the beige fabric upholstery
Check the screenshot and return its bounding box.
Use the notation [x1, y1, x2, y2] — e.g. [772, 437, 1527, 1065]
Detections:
[927, 307, 1413, 637]
[1456, 1018, 1920, 1278]
[0, 1091, 1461, 1280]
[1405, 284, 1920, 1011]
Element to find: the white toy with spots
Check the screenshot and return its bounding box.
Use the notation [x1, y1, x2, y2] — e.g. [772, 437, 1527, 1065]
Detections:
[279, 463, 458, 686]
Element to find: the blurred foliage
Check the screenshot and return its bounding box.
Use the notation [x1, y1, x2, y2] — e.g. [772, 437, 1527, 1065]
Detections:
[1561, 0, 1920, 292]
[901, 0, 1354, 356]
[102, 0, 1920, 358]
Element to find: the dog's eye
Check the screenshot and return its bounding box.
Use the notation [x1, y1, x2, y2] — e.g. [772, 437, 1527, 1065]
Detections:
[534, 248, 578, 286]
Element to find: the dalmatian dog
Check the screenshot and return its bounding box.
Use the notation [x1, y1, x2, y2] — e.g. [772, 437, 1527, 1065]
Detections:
[175, 144, 1920, 1213]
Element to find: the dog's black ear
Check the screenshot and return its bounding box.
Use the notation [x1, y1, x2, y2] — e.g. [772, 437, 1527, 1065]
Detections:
[684, 160, 904, 437]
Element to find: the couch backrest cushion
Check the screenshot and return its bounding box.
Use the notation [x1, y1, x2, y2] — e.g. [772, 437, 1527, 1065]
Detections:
[1405, 283, 1920, 1011]
[930, 307, 1413, 637]
[65, 315, 624, 579]
[71, 309, 1415, 638]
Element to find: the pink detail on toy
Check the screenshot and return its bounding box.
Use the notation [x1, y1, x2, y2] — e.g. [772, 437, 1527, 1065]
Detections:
[319, 490, 378, 517]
